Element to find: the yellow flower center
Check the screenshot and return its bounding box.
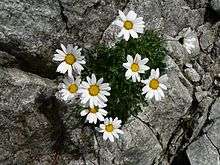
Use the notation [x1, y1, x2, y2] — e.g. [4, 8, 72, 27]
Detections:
[89, 107, 98, 113]
[105, 124, 114, 132]
[88, 84, 100, 96]
[149, 79, 159, 90]
[68, 83, 78, 93]
[65, 53, 76, 65]
[131, 63, 139, 72]
[124, 20, 133, 30]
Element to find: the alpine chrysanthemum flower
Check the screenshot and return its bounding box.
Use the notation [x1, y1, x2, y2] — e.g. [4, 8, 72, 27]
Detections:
[78, 74, 111, 108]
[57, 76, 81, 101]
[123, 53, 150, 82]
[141, 68, 168, 101]
[80, 105, 108, 124]
[53, 44, 86, 76]
[99, 117, 124, 142]
[114, 10, 145, 41]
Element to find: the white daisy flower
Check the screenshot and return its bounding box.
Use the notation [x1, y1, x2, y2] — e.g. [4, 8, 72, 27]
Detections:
[57, 76, 81, 101]
[80, 105, 108, 124]
[123, 53, 150, 82]
[99, 117, 124, 142]
[53, 44, 86, 76]
[141, 68, 168, 101]
[114, 10, 145, 41]
[78, 74, 111, 108]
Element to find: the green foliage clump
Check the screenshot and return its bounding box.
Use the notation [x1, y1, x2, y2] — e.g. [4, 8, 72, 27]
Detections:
[81, 30, 167, 123]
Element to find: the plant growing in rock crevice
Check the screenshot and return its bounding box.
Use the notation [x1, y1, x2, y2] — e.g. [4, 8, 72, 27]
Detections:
[53, 10, 168, 142]
[82, 31, 167, 122]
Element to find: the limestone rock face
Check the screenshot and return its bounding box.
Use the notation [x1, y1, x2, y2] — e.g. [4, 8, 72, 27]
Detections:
[0, 0, 219, 164]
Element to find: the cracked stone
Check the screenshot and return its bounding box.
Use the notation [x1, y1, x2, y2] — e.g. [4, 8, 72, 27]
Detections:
[195, 91, 208, 102]
[102, 0, 205, 44]
[187, 97, 220, 165]
[184, 68, 201, 83]
[201, 72, 213, 90]
[0, 67, 56, 164]
[187, 135, 220, 165]
[198, 22, 219, 52]
[0, 0, 126, 78]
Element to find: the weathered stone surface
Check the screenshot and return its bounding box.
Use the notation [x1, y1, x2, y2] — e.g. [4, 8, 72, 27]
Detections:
[187, 135, 220, 165]
[0, 67, 56, 164]
[102, 0, 205, 44]
[0, 0, 219, 164]
[184, 68, 201, 83]
[187, 98, 220, 165]
[0, 0, 126, 78]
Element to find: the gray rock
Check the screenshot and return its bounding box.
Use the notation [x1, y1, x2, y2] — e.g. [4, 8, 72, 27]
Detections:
[0, 0, 126, 77]
[195, 91, 208, 102]
[201, 72, 213, 90]
[102, 0, 205, 44]
[187, 135, 220, 165]
[0, 67, 56, 164]
[187, 98, 220, 165]
[184, 68, 201, 83]
[211, 0, 220, 14]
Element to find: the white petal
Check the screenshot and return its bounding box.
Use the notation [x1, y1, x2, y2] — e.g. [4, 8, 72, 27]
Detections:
[112, 131, 119, 139]
[132, 74, 136, 82]
[130, 30, 138, 38]
[98, 94, 108, 102]
[136, 74, 141, 82]
[97, 78, 104, 85]
[67, 65, 73, 77]
[158, 88, 165, 98]
[99, 109, 108, 116]
[140, 65, 150, 72]
[134, 26, 144, 33]
[56, 62, 68, 74]
[154, 91, 161, 101]
[134, 53, 141, 63]
[126, 10, 137, 21]
[123, 31, 130, 41]
[155, 68, 160, 78]
[96, 112, 104, 121]
[114, 20, 123, 27]
[56, 49, 66, 57]
[53, 54, 65, 61]
[91, 74, 97, 84]
[123, 62, 131, 69]
[116, 129, 124, 134]
[119, 10, 126, 21]
[160, 83, 167, 90]
[61, 44, 67, 54]
[99, 124, 105, 130]
[103, 132, 109, 141]
[125, 70, 132, 79]
[127, 55, 133, 63]
[159, 74, 168, 83]
[140, 58, 149, 65]
[108, 134, 114, 142]
[80, 110, 89, 116]
[145, 90, 154, 100]
[67, 44, 73, 53]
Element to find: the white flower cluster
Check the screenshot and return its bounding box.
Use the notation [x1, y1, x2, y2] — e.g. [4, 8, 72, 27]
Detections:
[52, 10, 168, 142]
[53, 43, 124, 142]
[114, 11, 168, 101]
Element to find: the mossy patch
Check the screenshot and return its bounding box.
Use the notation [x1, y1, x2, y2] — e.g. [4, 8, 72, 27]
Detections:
[79, 30, 167, 123]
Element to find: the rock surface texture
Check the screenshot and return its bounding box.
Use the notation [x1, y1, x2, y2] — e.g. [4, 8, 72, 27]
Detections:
[0, 0, 219, 165]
